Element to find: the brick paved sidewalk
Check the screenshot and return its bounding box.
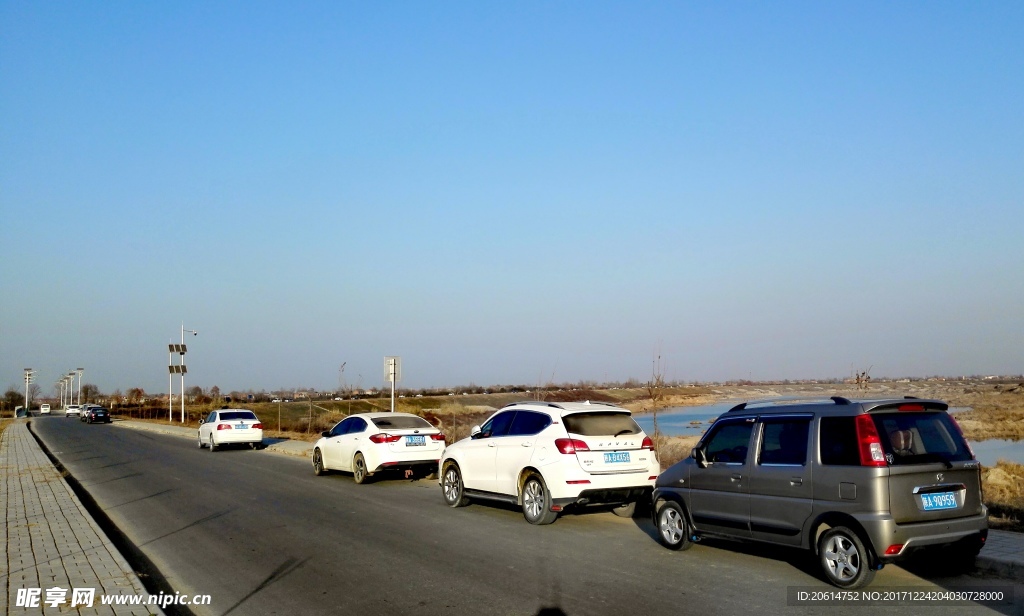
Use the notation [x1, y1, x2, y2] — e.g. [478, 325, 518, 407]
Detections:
[1, 419, 162, 615]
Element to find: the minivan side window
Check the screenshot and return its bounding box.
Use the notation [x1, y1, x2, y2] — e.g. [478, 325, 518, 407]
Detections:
[758, 418, 810, 466]
[819, 416, 860, 466]
[704, 421, 754, 464]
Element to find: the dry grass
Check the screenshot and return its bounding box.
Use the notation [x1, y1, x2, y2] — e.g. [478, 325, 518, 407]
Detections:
[0, 417, 12, 439]
[654, 434, 700, 469]
[950, 385, 1024, 441]
[983, 460, 1024, 532]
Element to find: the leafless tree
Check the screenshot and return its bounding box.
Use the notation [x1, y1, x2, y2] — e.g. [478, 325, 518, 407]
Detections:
[647, 353, 666, 442]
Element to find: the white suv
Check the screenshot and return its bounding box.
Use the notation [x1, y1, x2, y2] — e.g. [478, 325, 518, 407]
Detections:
[65, 404, 81, 417]
[440, 401, 659, 524]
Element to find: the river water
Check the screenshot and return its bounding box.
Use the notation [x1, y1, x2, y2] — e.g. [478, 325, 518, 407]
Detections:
[634, 403, 1024, 466]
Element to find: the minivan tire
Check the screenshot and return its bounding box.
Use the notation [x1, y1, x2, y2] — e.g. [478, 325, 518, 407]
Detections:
[656, 501, 694, 551]
[819, 526, 876, 589]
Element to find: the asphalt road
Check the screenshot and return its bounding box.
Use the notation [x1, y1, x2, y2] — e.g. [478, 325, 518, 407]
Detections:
[31, 416, 1022, 616]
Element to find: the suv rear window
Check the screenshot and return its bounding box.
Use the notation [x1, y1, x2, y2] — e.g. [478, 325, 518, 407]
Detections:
[872, 412, 973, 465]
[563, 412, 641, 437]
[372, 416, 433, 430]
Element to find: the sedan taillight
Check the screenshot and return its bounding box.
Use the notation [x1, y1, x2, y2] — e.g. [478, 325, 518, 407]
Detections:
[369, 433, 402, 444]
[252, 423, 263, 429]
[217, 423, 232, 430]
[429, 433, 446, 441]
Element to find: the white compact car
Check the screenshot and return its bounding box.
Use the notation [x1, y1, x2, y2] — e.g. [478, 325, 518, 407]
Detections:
[440, 401, 659, 525]
[312, 412, 445, 483]
[198, 409, 264, 451]
[65, 404, 81, 417]
[40, 404, 51, 415]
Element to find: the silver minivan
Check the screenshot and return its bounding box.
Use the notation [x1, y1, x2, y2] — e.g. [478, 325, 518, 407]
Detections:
[652, 397, 988, 588]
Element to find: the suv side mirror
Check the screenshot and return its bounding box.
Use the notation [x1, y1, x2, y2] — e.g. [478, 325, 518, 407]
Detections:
[470, 425, 482, 438]
[692, 447, 709, 468]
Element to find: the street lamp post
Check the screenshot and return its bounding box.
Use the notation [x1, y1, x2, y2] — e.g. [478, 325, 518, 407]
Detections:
[24, 369, 35, 410]
[67, 372, 75, 409]
[181, 324, 197, 423]
[76, 368, 84, 406]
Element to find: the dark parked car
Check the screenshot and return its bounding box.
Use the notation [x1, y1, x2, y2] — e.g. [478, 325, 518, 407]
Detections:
[83, 406, 111, 424]
[652, 397, 987, 589]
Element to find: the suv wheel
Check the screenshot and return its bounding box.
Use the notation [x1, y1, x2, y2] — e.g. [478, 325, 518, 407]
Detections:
[442, 463, 470, 508]
[656, 501, 694, 551]
[612, 502, 637, 518]
[819, 526, 876, 589]
[521, 474, 558, 525]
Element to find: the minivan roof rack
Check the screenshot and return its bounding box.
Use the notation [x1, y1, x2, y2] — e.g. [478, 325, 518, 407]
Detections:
[727, 396, 851, 413]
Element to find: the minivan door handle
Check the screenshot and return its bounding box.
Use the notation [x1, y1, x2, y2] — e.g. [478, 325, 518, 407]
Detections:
[730, 473, 743, 482]
[790, 477, 804, 486]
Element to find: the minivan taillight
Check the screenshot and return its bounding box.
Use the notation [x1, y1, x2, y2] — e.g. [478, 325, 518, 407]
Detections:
[554, 438, 590, 454]
[855, 414, 887, 467]
[369, 433, 402, 444]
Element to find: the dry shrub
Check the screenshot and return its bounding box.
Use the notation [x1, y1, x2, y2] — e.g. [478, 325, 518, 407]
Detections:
[983, 460, 1024, 528]
[655, 434, 700, 469]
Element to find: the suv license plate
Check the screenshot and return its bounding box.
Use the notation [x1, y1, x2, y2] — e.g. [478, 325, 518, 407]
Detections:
[921, 492, 958, 511]
[604, 452, 630, 464]
[406, 435, 426, 446]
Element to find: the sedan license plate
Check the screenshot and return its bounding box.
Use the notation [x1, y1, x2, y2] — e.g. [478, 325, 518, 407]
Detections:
[237, 423, 247, 430]
[603, 452, 630, 464]
[921, 492, 958, 511]
[406, 435, 426, 447]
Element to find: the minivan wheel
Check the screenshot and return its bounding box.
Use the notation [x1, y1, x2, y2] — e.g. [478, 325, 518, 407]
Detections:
[657, 501, 694, 551]
[442, 463, 469, 508]
[521, 474, 558, 525]
[819, 526, 876, 589]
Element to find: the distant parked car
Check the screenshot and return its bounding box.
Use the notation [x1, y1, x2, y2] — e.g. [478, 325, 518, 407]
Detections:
[312, 412, 445, 483]
[440, 401, 659, 525]
[79, 404, 100, 422]
[65, 404, 81, 417]
[83, 407, 111, 423]
[198, 409, 264, 451]
[271, 398, 282, 403]
[40, 404, 51, 415]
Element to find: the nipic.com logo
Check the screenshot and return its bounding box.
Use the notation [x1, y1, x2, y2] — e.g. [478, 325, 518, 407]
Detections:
[15, 587, 211, 609]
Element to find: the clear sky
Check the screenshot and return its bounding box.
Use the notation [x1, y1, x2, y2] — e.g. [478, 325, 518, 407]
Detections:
[2, 2, 1022, 396]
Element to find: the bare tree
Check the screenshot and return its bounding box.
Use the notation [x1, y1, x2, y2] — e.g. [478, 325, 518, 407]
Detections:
[647, 353, 666, 443]
[81, 384, 100, 404]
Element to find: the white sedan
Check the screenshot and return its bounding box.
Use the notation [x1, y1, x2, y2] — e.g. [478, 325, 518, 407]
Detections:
[198, 409, 264, 451]
[312, 412, 445, 483]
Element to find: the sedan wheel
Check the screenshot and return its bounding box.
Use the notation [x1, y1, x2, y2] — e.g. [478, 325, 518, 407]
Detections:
[442, 463, 469, 507]
[312, 448, 326, 476]
[197, 433, 205, 449]
[208, 436, 217, 452]
[521, 474, 558, 525]
[352, 453, 369, 484]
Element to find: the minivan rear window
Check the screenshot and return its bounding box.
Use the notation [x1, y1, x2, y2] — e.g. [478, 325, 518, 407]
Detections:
[563, 412, 641, 437]
[872, 412, 973, 465]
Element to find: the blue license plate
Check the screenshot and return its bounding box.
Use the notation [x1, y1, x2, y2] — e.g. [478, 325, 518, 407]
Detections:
[237, 423, 247, 430]
[406, 435, 426, 446]
[604, 452, 630, 464]
[921, 492, 958, 511]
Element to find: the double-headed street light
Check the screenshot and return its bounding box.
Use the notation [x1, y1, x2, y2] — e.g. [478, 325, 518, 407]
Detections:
[169, 324, 197, 423]
[24, 368, 35, 410]
[77, 368, 84, 405]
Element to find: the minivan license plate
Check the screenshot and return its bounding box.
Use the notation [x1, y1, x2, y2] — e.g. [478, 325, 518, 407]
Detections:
[921, 492, 958, 511]
[604, 452, 630, 464]
[406, 435, 426, 446]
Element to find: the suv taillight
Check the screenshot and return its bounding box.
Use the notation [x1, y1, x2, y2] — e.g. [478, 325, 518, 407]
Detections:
[369, 434, 402, 444]
[641, 436, 654, 450]
[855, 414, 887, 466]
[554, 438, 590, 454]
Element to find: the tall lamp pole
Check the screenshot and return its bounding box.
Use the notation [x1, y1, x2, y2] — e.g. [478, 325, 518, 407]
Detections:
[76, 368, 84, 405]
[181, 324, 197, 423]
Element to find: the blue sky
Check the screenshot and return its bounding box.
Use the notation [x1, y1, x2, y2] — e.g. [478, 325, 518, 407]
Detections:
[2, 2, 1022, 395]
